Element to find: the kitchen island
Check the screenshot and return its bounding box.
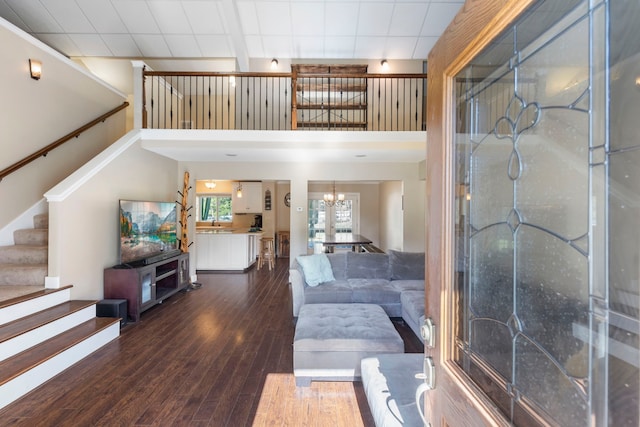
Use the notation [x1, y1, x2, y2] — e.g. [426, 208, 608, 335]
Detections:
[195, 228, 263, 271]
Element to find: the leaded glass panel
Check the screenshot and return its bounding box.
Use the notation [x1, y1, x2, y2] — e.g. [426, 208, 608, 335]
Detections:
[450, 0, 640, 425]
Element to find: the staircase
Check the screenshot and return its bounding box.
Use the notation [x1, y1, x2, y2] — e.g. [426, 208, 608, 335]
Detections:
[0, 213, 48, 290]
[0, 287, 120, 409]
[0, 214, 121, 410]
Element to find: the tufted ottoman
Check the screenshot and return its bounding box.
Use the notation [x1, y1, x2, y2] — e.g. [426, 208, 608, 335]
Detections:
[293, 303, 404, 386]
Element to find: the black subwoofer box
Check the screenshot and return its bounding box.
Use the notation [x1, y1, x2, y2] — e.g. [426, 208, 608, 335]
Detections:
[96, 299, 128, 326]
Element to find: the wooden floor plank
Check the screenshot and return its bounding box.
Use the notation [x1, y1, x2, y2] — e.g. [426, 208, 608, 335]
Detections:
[0, 258, 423, 426]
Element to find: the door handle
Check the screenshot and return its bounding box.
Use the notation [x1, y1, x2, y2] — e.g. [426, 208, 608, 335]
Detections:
[415, 356, 436, 426]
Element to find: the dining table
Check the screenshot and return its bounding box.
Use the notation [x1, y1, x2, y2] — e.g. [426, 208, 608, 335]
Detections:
[320, 233, 372, 253]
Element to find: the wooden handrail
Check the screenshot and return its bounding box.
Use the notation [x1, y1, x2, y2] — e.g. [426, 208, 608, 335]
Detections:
[0, 101, 129, 182]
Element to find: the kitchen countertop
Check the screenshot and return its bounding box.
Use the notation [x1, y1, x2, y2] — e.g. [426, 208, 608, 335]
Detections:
[196, 227, 263, 235]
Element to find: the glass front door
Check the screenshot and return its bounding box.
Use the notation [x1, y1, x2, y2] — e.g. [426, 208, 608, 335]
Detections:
[447, 0, 639, 425]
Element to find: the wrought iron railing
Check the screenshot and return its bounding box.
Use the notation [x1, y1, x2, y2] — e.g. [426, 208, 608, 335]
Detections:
[143, 70, 427, 131]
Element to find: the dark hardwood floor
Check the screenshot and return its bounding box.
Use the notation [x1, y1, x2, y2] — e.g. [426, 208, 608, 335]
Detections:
[0, 258, 423, 426]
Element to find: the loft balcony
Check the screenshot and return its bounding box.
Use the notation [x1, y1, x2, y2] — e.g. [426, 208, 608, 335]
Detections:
[142, 66, 427, 132]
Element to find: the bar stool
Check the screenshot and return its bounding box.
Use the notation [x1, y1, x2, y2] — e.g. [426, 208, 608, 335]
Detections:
[258, 237, 275, 271]
[277, 231, 290, 258]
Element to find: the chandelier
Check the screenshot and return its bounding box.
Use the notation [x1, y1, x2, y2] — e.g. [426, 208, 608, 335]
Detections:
[324, 181, 345, 207]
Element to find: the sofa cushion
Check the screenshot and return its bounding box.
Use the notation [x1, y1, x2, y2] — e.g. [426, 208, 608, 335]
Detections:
[389, 250, 425, 280]
[326, 252, 348, 280]
[296, 254, 335, 286]
[391, 279, 425, 292]
[361, 353, 425, 427]
[401, 291, 425, 339]
[303, 280, 353, 304]
[349, 279, 401, 305]
[346, 252, 390, 280]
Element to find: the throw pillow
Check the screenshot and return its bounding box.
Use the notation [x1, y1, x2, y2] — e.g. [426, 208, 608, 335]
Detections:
[296, 254, 335, 287]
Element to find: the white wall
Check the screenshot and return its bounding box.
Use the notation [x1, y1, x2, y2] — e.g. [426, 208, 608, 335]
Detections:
[0, 18, 127, 230]
[379, 181, 404, 251]
[47, 132, 179, 300]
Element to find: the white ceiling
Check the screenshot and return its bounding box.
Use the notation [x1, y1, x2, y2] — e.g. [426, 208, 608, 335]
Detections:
[0, 0, 463, 71]
[1, 0, 450, 164]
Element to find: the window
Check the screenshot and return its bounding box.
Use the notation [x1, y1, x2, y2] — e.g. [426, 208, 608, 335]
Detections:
[198, 195, 232, 223]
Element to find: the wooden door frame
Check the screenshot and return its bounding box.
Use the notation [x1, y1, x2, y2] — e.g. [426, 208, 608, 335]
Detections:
[424, 0, 537, 424]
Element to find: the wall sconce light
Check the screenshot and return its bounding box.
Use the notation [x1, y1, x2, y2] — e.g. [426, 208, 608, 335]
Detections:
[29, 59, 42, 80]
[236, 183, 243, 198]
[380, 59, 389, 71]
[271, 58, 278, 70]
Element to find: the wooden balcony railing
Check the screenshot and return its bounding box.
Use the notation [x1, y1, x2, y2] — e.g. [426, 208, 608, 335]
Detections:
[142, 70, 427, 131]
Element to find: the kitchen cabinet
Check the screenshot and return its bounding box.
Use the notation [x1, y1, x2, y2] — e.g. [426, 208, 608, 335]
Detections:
[196, 231, 261, 271]
[233, 182, 263, 213]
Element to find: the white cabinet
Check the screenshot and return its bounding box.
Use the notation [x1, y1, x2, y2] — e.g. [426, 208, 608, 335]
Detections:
[233, 182, 263, 213]
[196, 232, 261, 270]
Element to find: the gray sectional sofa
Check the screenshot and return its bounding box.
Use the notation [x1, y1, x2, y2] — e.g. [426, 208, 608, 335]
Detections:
[289, 250, 425, 339]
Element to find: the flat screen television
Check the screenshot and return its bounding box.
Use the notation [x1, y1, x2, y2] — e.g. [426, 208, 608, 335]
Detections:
[119, 199, 180, 265]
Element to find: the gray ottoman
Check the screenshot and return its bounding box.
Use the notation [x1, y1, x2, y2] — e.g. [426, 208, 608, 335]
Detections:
[293, 303, 404, 386]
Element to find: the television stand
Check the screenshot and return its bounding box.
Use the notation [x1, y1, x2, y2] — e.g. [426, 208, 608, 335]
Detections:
[104, 252, 190, 322]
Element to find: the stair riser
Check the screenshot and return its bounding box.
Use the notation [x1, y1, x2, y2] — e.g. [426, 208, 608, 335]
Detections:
[0, 323, 119, 410]
[0, 305, 96, 362]
[0, 288, 71, 326]
[0, 266, 47, 286]
[33, 214, 48, 230]
[0, 246, 47, 264]
[13, 229, 48, 246]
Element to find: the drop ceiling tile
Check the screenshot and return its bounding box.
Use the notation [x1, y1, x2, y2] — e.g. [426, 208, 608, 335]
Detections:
[147, 1, 192, 34]
[291, 2, 323, 36]
[324, 2, 358, 36]
[421, 2, 463, 37]
[354, 36, 385, 59]
[76, 0, 127, 33]
[357, 3, 394, 37]
[35, 32, 82, 56]
[164, 34, 203, 57]
[414, 36, 438, 59]
[388, 3, 428, 37]
[6, 0, 62, 33]
[261, 35, 293, 58]
[324, 36, 356, 58]
[236, 1, 259, 35]
[40, 0, 94, 33]
[68, 33, 113, 56]
[195, 35, 233, 57]
[100, 34, 142, 57]
[111, 0, 160, 34]
[244, 34, 264, 57]
[291, 36, 324, 58]
[183, 1, 225, 34]
[255, 2, 291, 36]
[132, 34, 171, 57]
[384, 36, 418, 59]
[0, 1, 30, 33]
